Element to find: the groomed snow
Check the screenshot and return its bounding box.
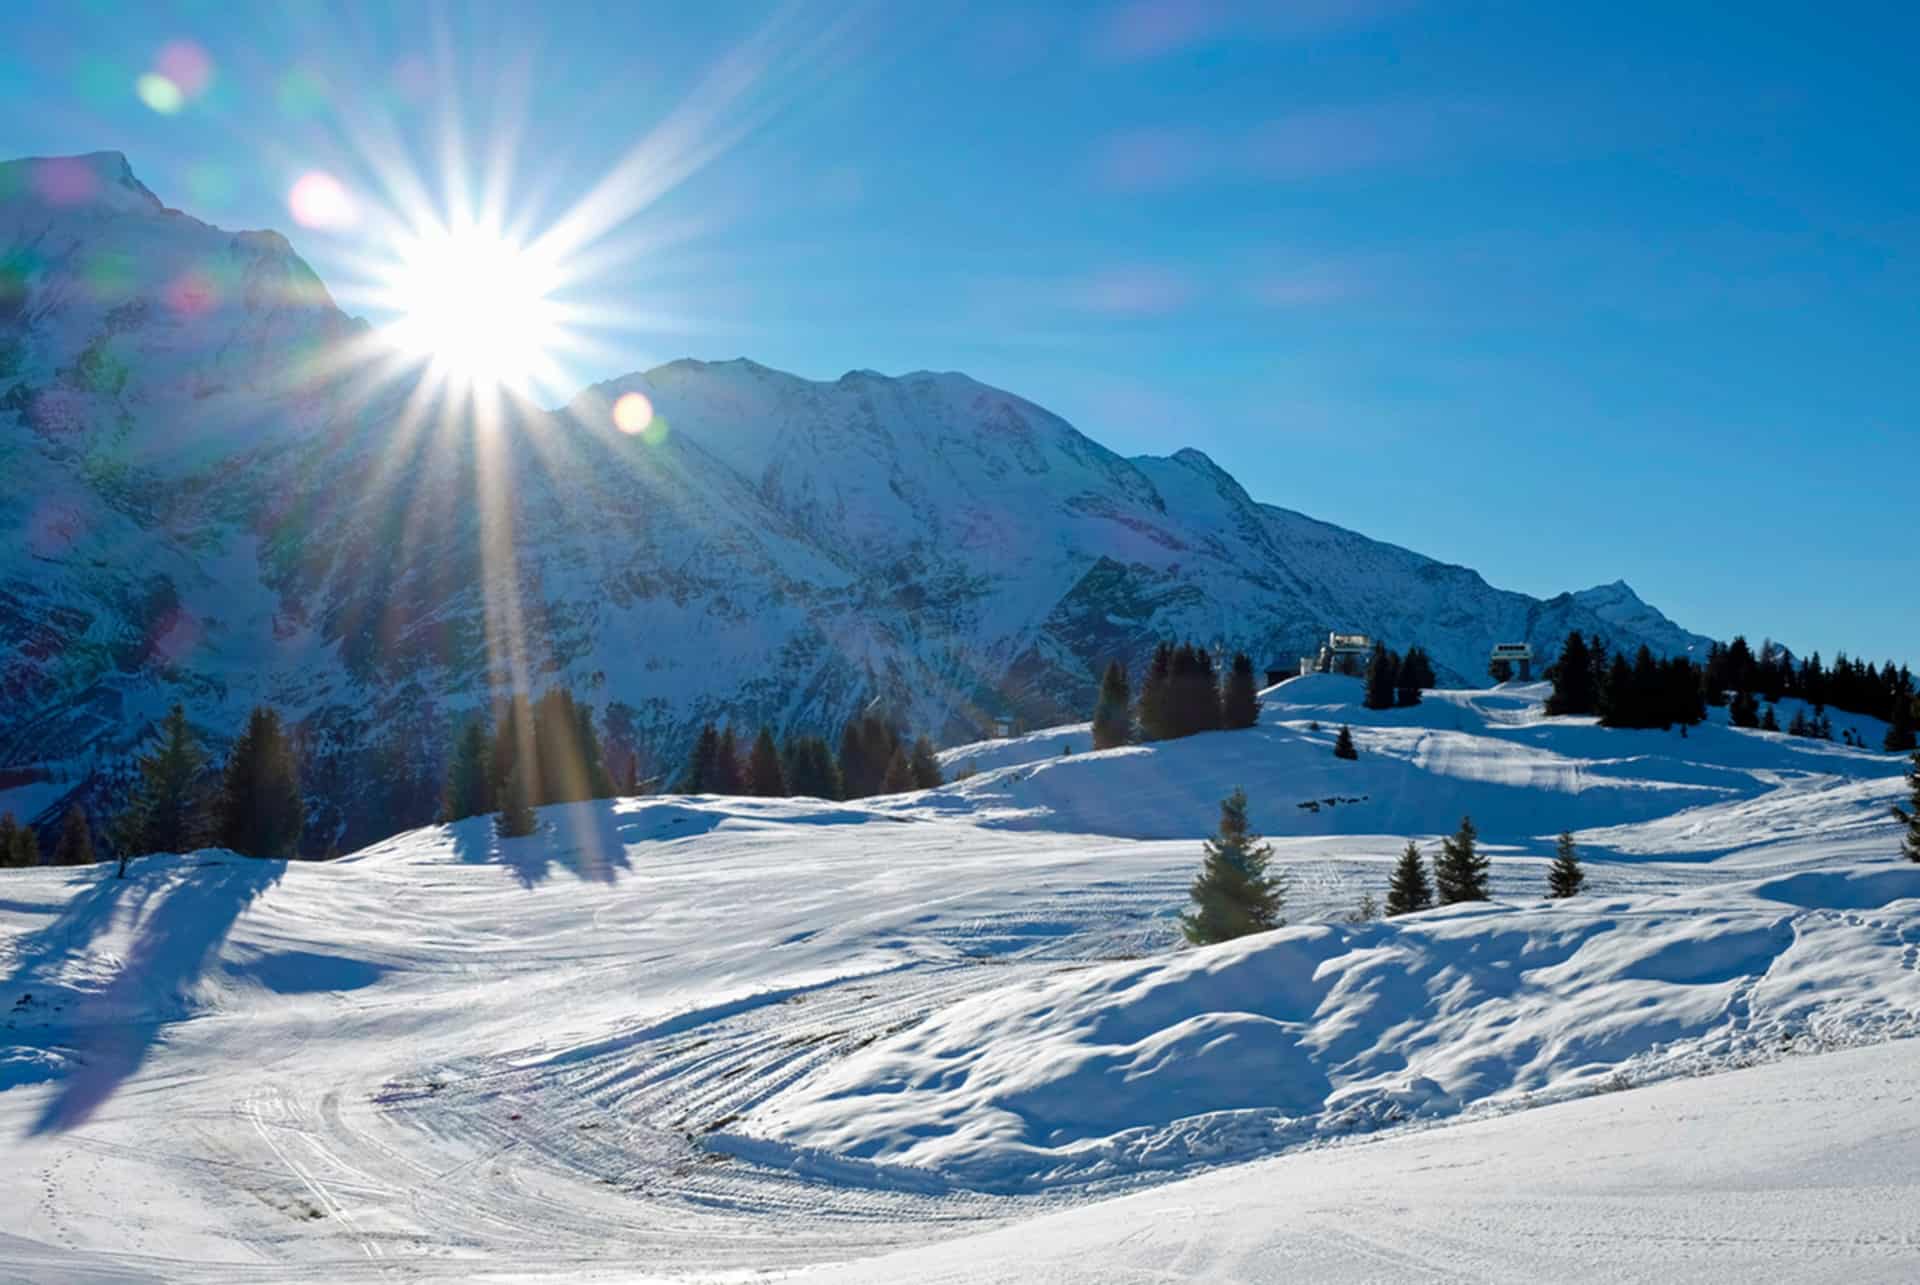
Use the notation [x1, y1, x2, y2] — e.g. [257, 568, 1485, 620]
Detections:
[1, 678, 1913, 1279]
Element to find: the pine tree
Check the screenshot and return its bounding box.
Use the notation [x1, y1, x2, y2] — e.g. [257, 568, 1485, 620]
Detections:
[908, 735, 943, 789]
[442, 719, 493, 821]
[880, 746, 913, 793]
[1221, 653, 1260, 730]
[115, 703, 208, 869]
[53, 806, 94, 866]
[1885, 691, 1917, 753]
[1729, 689, 1760, 729]
[489, 694, 533, 812]
[1488, 657, 1514, 684]
[1364, 643, 1398, 710]
[1180, 787, 1285, 945]
[0, 812, 35, 868]
[1091, 659, 1133, 748]
[681, 723, 719, 793]
[1385, 841, 1433, 916]
[713, 726, 745, 794]
[1333, 724, 1358, 760]
[1547, 830, 1584, 898]
[216, 706, 306, 859]
[1396, 647, 1434, 707]
[494, 764, 537, 837]
[747, 726, 786, 796]
[782, 735, 842, 799]
[1544, 632, 1597, 715]
[1893, 753, 1920, 863]
[1433, 815, 1490, 904]
[1761, 704, 1780, 732]
[1137, 643, 1175, 742]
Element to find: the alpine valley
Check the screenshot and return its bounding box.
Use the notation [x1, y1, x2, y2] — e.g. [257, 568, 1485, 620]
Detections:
[0, 152, 1712, 849]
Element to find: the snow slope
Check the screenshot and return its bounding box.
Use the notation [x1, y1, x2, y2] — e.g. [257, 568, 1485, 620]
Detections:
[2, 679, 1913, 1279]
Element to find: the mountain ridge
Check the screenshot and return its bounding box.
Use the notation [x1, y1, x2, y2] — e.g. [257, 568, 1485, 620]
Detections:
[0, 152, 1714, 847]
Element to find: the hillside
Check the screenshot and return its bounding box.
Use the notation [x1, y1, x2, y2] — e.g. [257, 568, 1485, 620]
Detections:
[2, 152, 1714, 848]
[1, 676, 1912, 1279]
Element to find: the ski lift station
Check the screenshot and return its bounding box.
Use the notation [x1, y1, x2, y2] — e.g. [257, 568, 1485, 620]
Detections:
[1298, 631, 1375, 678]
[1490, 641, 1534, 680]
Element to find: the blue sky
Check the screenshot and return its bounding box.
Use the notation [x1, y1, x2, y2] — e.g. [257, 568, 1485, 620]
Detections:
[3, 1, 1914, 667]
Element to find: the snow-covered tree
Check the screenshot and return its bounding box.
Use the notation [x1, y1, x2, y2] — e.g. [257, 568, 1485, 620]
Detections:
[1180, 787, 1285, 945]
[1434, 815, 1489, 904]
[1547, 830, 1585, 898]
[1386, 841, 1433, 916]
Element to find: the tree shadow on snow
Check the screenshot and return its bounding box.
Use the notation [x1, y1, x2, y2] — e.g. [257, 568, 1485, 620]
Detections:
[7, 856, 285, 1136]
[448, 801, 639, 888]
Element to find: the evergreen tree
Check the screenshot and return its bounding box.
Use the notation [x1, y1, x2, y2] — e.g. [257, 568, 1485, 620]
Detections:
[781, 735, 842, 800]
[1221, 652, 1260, 729]
[0, 812, 35, 868]
[1885, 690, 1917, 752]
[1488, 657, 1514, 684]
[1547, 830, 1584, 898]
[115, 703, 208, 866]
[1544, 632, 1597, 715]
[1333, 724, 1358, 760]
[1728, 689, 1760, 729]
[53, 806, 94, 866]
[1433, 815, 1490, 904]
[880, 746, 913, 793]
[1396, 647, 1434, 707]
[713, 726, 745, 794]
[1788, 707, 1810, 737]
[681, 723, 720, 793]
[1364, 642, 1398, 710]
[1894, 753, 1920, 863]
[1597, 653, 1636, 726]
[494, 764, 537, 837]
[747, 726, 786, 796]
[442, 719, 493, 821]
[1761, 704, 1780, 732]
[1385, 841, 1433, 916]
[216, 706, 306, 859]
[1180, 787, 1285, 945]
[488, 695, 533, 812]
[1091, 659, 1134, 748]
[908, 735, 943, 789]
[1136, 642, 1175, 741]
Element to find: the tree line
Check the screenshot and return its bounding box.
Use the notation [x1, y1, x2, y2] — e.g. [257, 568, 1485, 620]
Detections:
[1543, 629, 1917, 749]
[671, 711, 942, 803]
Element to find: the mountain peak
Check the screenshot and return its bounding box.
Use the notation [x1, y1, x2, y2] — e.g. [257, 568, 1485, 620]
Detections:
[1, 150, 164, 214]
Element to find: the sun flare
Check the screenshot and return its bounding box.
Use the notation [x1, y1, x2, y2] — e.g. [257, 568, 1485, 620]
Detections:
[382, 226, 563, 393]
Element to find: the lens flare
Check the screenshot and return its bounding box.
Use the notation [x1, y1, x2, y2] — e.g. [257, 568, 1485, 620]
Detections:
[383, 226, 563, 392]
[136, 73, 184, 114]
[155, 40, 213, 97]
[612, 391, 654, 434]
[288, 171, 358, 229]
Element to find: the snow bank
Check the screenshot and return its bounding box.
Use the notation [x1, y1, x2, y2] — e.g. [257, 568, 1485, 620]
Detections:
[732, 865, 1920, 1190]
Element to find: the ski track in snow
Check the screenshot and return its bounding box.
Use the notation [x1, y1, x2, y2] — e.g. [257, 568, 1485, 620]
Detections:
[0, 677, 1915, 1280]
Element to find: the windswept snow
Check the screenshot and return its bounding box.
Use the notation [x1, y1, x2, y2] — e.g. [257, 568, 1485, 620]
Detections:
[0, 678, 1914, 1279]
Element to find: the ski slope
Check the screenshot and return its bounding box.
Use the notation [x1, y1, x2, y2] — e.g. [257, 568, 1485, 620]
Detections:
[0, 678, 1914, 1280]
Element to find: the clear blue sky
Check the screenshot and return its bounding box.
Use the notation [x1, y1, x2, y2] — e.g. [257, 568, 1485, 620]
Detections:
[3, 1, 1914, 667]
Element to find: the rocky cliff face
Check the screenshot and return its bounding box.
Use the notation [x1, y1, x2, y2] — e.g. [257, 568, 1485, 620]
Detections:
[0, 153, 1712, 847]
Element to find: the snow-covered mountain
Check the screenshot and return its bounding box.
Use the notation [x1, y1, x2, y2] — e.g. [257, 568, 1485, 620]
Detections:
[0, 152, 1714, 843]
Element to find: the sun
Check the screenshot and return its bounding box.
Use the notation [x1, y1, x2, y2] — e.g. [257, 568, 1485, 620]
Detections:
[383, 226, 563, 393]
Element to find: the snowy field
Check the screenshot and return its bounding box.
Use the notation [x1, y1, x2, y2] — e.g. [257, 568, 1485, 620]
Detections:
[1, 677, 1915, 1281]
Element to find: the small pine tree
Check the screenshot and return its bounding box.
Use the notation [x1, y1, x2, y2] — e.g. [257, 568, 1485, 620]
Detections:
[1885, 696, 1916, 752]
[880, 746, 913, 793]
[0, 812, 34, 868]
[1547, 830, 1584, 898]
[1180, 788, 1285, 945]
[442, 719, 493, 821]
[681, 723, 719, 793]
[1760, 704, 1779, 732]
[747, 726, 786, 796]
[1091, 659, 1133, 749]
[53, 806, 94, 866]
[1385, 840, 1433, 916]
[1333, 724, 1358, 760]
[1433, 815, 1490, 904]
[216, 706, 306, 859]
[1221, 653, 1261, 729]
[494, 765, 537, 838]
[908, 735, 943, 789]
[1893, 753, 1920, 863]
[713, 726, 745, 794]
[115, 703, 209, 869]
